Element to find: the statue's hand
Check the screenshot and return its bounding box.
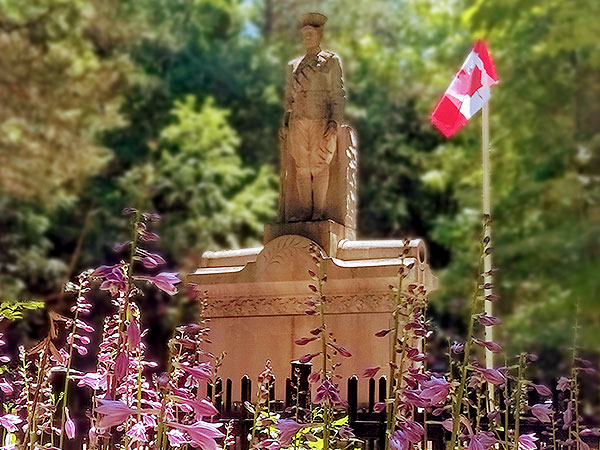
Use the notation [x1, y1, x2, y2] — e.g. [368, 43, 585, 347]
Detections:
[323, 120, 337, 139]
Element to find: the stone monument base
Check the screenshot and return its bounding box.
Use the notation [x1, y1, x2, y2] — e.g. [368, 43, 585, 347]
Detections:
[187, 227, 437, 404]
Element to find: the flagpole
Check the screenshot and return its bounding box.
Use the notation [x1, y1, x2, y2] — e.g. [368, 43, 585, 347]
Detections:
[482, 101, 494, 404]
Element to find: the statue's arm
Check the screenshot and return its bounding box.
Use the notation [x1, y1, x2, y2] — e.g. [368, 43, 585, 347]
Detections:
[283, 62, 294, 127]
[329, 55, 346, 124]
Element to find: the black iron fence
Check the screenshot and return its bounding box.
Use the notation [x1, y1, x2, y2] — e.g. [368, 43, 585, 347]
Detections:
[207, 362, 599, 450]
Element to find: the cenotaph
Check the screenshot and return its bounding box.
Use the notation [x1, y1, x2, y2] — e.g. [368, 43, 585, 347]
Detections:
[186, 13, 437, 404]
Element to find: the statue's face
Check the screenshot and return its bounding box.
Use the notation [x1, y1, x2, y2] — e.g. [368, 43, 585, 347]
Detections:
[301, 26, 321, 50]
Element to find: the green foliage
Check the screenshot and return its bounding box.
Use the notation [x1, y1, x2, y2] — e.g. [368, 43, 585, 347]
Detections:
[119, 95, 277, 258]
[0, 0, 143, 203]
[0, 300, 45, 321]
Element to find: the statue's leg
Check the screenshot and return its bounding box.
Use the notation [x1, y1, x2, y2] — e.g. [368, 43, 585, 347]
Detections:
[289, 119, 313, 221]
[311, 123, 337, 221]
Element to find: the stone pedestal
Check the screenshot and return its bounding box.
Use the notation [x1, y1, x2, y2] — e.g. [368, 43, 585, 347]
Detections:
[186, 228, 437, 404]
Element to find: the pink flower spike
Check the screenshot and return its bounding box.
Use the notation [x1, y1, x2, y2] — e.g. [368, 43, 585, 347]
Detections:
[0, 379, 13, 395]
[0, 414, 22, 433]
[313, 379, 342, 405]
[134, 272, 181, 295]
[363, 366, 381, 378]
[126, 421, 148, 443]
[65, 407, 76, 439]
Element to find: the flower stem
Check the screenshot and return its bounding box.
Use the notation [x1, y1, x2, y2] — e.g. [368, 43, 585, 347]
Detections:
[513, 353, 526, 450]
[58, 283, 83, 449]
[448, 218, 488, 450]
[384, 266, 404, 450]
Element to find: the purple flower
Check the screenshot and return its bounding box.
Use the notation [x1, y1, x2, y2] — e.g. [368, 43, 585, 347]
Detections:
[99, 266, 128, 295]
[114, 352, 129, 383]
[557, 377, 571, 392]
[172, 396, 219, 419]
[390, 430, 408, 450]
[127, 321, 142, 349]
[92, 264, 119, 278]
[95, 399, 138, 429]
[375, 329, 392, 337]
[468, 436, 485, 450]
[400, 421, 424, 444]
[478, 368, 506, 386]
[0, 379, 13, 395]
[178, 362, 213, 381]
[126, 421, 148, 443]
[0, 414, 22, 433]
[531, 383, 552, 397]
[420, 375, 451, 405]
[451, 342, 465, 353]
[363, 366, 381, 378]
[313, 379, 342, 405]
[518, 433, 539, 450]
[307, 372, 320, 384]
[474, 339, 502, 353]
[76, 370, 108, 390]
[295, 336, 317, 345]
[299, 352, 321, 363]
[476, 313, 502, 326]
[135, 272, 181, 295]
[373, 402, 386, 413]
[167, 429, 189, 447]
[402, 390, 429, 408]
[276, 419, 305, 445]
[65, 407, 76, 439]
[140, 251, 166, 269]
[441, 418, 453, 432]
[530, 404, 553, 423]
[563, 402, 573, 430]
[477, 432, 498, 450]
[167, 420, 224, 450]
[338, 425, 355, 439]
[329, 343, 351, 357]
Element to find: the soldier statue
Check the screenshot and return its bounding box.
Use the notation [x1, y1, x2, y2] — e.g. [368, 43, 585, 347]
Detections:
[280, 12, 346, 222]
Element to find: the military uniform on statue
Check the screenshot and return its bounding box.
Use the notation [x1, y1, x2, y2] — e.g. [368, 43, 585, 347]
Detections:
[279, 13, 354, 231]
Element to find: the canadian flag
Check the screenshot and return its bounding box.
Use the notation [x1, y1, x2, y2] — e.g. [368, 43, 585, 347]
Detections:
[431, 40, 498, 138]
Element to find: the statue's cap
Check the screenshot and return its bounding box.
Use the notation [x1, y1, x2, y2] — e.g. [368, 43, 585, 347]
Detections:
[299, 12, 328, 29]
